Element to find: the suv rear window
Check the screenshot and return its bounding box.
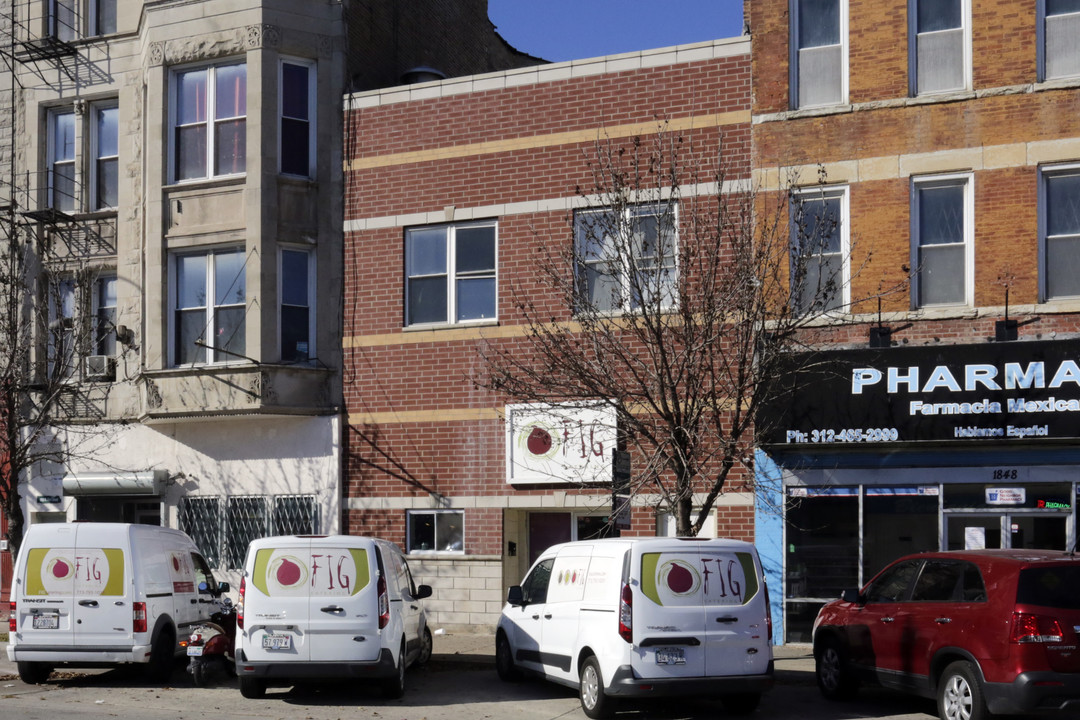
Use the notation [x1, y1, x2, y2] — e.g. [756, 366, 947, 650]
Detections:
[1017, 566, 1080, 609]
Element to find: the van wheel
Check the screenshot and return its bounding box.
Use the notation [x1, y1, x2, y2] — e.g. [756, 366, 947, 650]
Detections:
[721, 692, 761, 715]
[381, 641, 406, 699]
[579, 655, 612, 719]
[239, 676, 266, 699]
[17, 661, 52, 684]
[938, 660, 987, 720]
[146, 628, 176, 683]
[495, 633, 520, 681]
[816, 636, 858, 700]
[416, 626, 433, 666]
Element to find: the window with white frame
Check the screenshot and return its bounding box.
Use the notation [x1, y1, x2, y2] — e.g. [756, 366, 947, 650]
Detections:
[280, 59, 315, 178]
[49, 109, 76, 212]
[172, 247, 247, 365]
[93, 273, 117, 356]
[407, 510, 464, 554]
[1041, 167, 1080, 300]
[405, 222, 496, 326]
[791, 0, 846, 109]
[574, 204, 677, 313]
[172, 62, 246, 182]
[280, 247, 314, 362]
[1041, 0, 1080, 81]
[911, 174, 972, 308]
[93, 104, 118, 209]
[791, 186, 848, 314]
[910, 0, 969, 96]
[47, 277, 77, 380]
[47, 102, 118, 213]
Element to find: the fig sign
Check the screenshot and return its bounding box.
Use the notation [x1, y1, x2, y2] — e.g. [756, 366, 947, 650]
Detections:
[506, 402, 617, 484]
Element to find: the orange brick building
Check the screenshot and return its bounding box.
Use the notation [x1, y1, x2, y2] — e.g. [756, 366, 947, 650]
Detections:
[343, 39, 751, 630]
[751, 0, 1080, 642]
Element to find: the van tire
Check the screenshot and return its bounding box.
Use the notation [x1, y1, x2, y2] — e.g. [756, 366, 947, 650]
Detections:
[578, 655, 611, 719]
[417, 626, 433, 666]
[816, 636, 858, 700]
[17, 661, 52, 684]
[381, 640, 406, 699]
[495, 633, 520, 681]
[721, 692, 761, 715]
[146, 627, 176, 683]
[239, 676, 266, 699]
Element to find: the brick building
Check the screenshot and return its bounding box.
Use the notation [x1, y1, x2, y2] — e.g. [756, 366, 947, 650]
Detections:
[750, 0, 1080, 642]
[343, 38, 752, 630]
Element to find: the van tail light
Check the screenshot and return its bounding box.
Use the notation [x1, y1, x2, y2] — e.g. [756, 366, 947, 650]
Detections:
[8, 601, 15, 632]
[764, 581, 773, 641]
[377, 573, 390, 629]
[618, 582, 633, 643]
[237, 577, 246, 630]
[1010, 612, 1064, 643]
[133, 602, 147, 633]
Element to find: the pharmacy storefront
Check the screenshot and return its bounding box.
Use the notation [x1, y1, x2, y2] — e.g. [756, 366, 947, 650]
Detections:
[756, 339, 1080, 643]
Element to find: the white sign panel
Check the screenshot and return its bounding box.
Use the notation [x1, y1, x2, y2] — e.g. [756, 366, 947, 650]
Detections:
[986, 487, 1026, 506]
[506, 402, 617, 484]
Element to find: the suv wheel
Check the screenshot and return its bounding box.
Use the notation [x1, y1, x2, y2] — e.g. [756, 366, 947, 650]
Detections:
[938, 660, 986, 720]
[816, 636, 858, 700]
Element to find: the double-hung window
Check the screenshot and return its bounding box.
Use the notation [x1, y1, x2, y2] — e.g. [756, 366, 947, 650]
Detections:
[1040, 167, 1080, 300]
[50, 0, 114, 38]
[909, 0, 969, 96]
[90, 0, 115, 35]
[280, 59, 316, 178]
[1040, 0, 1080, 81]
[92, 104, 118, 209]
[911, 174, 972, 308]
[790, 186, 848, 314]
[405, 222, 496, 326]
[49, 0, 77, 41]
[49, 109, 76, 212]
[173, 248, 247, 365]
[173, 62, 247, 182]
[47, 277, 77, 380]
[574, 204, 677, 313]
[790, 0, 846, 109]
[280, 247, 314, 362]
[93, 273, 117, 356]
[47, 102, 118, 213]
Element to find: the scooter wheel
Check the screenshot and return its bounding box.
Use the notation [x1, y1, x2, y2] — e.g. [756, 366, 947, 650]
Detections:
[191, 660, 208, 687]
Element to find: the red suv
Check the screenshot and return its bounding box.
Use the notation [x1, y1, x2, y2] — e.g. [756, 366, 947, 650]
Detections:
[813, 550, 1080, 720]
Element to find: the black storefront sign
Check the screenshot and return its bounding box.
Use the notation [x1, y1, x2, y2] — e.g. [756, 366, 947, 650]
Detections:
[759, 339, 1080, 447]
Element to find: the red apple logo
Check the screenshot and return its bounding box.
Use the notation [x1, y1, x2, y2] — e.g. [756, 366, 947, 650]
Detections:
[666, 563, 693, 593]
[271, 556, 307, 588]
[526, 427, 552, 455]
[48, 558, 71, 579]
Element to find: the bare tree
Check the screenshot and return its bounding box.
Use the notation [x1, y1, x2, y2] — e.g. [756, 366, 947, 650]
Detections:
[478, 124, 880, 537]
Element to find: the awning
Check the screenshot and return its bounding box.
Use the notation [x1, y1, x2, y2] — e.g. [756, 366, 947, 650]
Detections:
[61, 470, 167, 496]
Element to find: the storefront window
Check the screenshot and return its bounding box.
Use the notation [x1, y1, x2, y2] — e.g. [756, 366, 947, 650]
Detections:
[863, 489, 939, 580]
[944, 482, 1071, 510]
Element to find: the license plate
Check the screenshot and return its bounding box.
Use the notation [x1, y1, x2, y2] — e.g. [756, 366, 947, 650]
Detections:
[32, 614, 59, 630]
[186, 646, 204, 656]
[655, 647, 685, 665]
[262, 634, 292, 650]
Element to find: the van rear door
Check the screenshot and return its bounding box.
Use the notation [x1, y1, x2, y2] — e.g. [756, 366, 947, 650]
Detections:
[305, 539, 380, 663]
[698, 546, 771, 677]
[17, 525, 79, 648]
[244, 538, 313, 663]
[633, 545, 709, 679]
[70, 524, 132, 650]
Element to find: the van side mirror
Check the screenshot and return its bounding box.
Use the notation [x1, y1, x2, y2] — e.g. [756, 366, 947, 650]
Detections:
[841, 589, 862, 604]
[415, 584, 433, 600]
[507, 585, 524, 606]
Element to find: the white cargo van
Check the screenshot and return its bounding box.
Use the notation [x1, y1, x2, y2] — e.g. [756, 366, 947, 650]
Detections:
[235, 535, 433, 699]
[7, 522, 218, 684]
[496, 537, 774, 718]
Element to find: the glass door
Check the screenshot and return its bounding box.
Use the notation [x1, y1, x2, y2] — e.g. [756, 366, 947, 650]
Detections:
[945, 513, 1068, 550]
[946, 514, 1004, 550]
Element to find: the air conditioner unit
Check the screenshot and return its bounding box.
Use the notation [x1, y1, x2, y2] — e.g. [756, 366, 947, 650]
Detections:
[84, 355, 115, 381]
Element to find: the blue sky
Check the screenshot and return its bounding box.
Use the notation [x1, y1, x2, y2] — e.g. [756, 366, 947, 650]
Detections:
[487, 1, 746, 63]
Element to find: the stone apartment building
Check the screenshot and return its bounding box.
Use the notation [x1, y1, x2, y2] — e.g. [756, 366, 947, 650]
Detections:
[0, 0, 535, 594]
[749, 0, 1080, 643]
[342, 37, 752, 630]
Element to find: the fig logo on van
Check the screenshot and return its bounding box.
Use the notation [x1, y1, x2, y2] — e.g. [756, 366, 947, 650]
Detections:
[641, 552, 758, 607]
[25, 547, 125, 597]
[252, 548, 371, 597]
[659, 560, 700, 596]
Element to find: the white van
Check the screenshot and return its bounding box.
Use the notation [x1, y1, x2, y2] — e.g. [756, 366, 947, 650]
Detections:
[7, 522, 218, 684]
[234, 535, 433, 699]
[496, 537, 774, 718]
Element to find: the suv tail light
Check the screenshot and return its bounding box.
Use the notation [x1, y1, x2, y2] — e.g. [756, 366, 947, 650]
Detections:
[377, 573, 390, 629]
[8, 601, 15, 632]
[1010, 612, 1064, 643]
[237, 577, 246, 630]
[618, 582, 633, 643]
[133, 602, 147, 633]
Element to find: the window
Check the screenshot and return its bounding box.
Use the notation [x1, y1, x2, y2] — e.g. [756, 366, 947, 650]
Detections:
[909, 0, 969, 96]
[280, 59, 315, 177]
[93, 273, 116, 355]
[49, 109, 76, 212]
[49, 0, 114, 38]
[520, 558, 554, 604]
[574, 204, 677, 313]
[47, 102, 117, 213]
[791, 0, 846, 109]
[407, 510, 464, 553]
[47, 277, 77, 380]
[172, 62, 246, 182]
[91, 0, 115, 35]
[790, 186, 848, 313]
[280, 247, 313, 362]
[1040, 0, 1080, 81]
[1040, 167, 1080, 300]
[179, 497, 221, 567]
[49, 0, 77, 41]
[92, 104, 117, 209]
[864, 559, 920, 603]
[405, 222, 496, 326]
[180, 495, 317, 570]
[172, 247, 247, 365]
[911, 174, 972, 308]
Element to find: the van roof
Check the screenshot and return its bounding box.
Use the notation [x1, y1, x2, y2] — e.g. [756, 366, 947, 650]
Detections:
[541, 536, 757, 555]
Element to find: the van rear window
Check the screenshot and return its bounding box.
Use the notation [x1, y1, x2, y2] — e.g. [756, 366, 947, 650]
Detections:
[640, 551, 759, 607]
[1017, 566, 1080, 609]
[25, 547, 125, 597]
[251, 548, 371, 597]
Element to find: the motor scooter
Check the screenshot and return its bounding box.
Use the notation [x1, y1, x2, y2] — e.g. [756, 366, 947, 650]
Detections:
[183, 581, 236, 687]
